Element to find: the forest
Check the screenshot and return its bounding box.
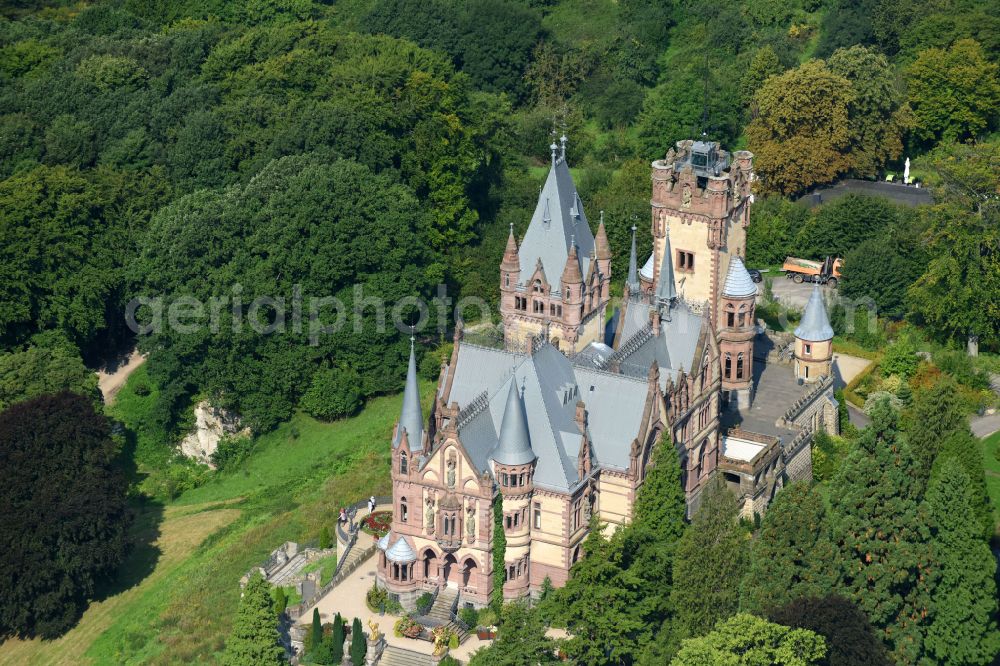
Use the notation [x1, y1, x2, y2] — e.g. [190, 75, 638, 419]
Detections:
[0, 0, 999, 660]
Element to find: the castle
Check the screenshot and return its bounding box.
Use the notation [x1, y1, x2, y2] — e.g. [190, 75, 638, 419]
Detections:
[375, 138, 839, 608]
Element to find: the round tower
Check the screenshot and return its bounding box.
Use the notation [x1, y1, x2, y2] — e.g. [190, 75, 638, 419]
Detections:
[499, 223, 521, 318]
[719, 256, 757, 409]
[794, 287, 834, 383]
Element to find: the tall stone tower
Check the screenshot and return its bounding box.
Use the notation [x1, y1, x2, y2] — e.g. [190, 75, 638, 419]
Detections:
[794, 287, 834, 383]
[499, 137, 611, 352]
[643, 140, 753, 329]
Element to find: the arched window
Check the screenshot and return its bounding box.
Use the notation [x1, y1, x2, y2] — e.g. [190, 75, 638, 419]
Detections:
[400, 497, 408, 523]
[738, 304, 746, 327]
[399, 451, 408, 475]
[504, 274, 510, 287]
[736, 353, 745, 380]
[533, 280, 543, 293]
[724, 353, 732, 379]
[726, 304, 735, 328]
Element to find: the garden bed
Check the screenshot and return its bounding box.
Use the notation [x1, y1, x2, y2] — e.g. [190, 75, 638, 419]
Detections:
[361, 510, 392, 538]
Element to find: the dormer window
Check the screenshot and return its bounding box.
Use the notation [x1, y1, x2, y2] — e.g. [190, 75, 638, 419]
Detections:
[533, 280, 543, 293]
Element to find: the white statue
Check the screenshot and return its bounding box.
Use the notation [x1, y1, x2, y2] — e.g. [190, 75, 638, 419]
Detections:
[903, 157, 911, 185]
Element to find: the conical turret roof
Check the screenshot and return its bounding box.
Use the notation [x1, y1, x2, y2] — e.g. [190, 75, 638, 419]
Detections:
[561, 240, 584, 286]
[394, 337, 423, 450]
[722, 256, 757, 298]
[501, 224, 519, 270]
[492, 378, 535, 466]
[794, 287, 834, 342]
[595, 215, 611, 261]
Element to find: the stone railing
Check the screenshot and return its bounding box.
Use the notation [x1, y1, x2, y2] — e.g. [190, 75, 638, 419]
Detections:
[778, 375, 833, 427]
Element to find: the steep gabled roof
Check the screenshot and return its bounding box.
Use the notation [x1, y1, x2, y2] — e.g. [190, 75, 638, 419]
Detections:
[518, 155, 594, 290]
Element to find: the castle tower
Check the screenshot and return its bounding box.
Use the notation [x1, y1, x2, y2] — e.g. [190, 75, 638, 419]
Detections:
[492, 378, 535, 600]
[793, 287, 834, 383]
[498, 136, 610, 353]
[646, 140, 753, 326]
[719, 256, 757, 408]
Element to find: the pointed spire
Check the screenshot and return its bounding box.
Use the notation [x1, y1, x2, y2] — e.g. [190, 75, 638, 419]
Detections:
[501, 222, 519, 270]
[493, 378, 535, 465]
[655, 226, 677, 305]
[561, 237, 583, 286]
[394, 334, 423, 450]
[794, 286, 834, 342]
[550, 141, 558, 166]
[627, 225, 639, 295]
[560, 134, 567, 160]
[595, 211, 611, 261]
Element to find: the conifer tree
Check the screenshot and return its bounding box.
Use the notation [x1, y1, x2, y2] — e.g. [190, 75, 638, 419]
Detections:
[741, 482, 838, 613]
[619, 431, 688, 627]
[923, 459, 1000, 665]
[331, 612, 345, 664]
[319, 525, 331, 550]
[309, 607, 322, 653]
[829, 399, 934, 663]
[350, 617, 367, 665]
[906, 377, 964, 478]
[554, 516, 645, 665]
[670, 477, 748, 642]
[222, 572, 285, 666]
[932, 428, 993, 541]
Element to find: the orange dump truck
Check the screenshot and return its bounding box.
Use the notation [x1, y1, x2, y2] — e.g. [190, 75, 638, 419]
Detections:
[781, 256, 843, 287]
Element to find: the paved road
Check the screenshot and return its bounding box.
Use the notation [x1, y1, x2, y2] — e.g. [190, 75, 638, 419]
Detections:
[761, 275, 836, 310]
[972, 414, 1000, 438]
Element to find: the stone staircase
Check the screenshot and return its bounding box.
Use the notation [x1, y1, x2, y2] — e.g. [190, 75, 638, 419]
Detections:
[379, 645, 435, 666]
[422, 587, 470, 644]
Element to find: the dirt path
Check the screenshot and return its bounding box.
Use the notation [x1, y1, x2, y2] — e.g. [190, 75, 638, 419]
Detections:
[96, 350, 145, 404]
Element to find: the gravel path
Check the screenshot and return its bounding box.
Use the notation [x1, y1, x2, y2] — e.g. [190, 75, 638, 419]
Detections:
[96, 350, 145, 404]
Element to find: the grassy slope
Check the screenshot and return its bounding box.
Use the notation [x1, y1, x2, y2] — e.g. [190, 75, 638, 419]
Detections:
[0, 372, 437, 664]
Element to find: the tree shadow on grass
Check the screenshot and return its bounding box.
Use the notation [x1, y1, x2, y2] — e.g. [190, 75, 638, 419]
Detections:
[92, 496, 164, 603]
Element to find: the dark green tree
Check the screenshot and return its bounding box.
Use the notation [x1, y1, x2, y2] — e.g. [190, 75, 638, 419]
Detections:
[741, 482, 838, 613]
[923, 459, 1000, 664]
[0, 338, 101, 411]
[553, 517, 645, 665]
[0, 391, 131, 639]
[670, 477, 748, 642]
[796, 194, 899, 260]
[766, 595, 890, 666]
[468, 602, 557, 666]
[319, 526, 331, 550]
[905, 377, 965, 479]
[840, 220, 929, 319]
[350, 617, 366, 665]
[331, 612, 345, 664]
[308, 607, 322, 653]
[301, 367, 363, 421]
[828, 399, 934, 663]
[222, 572, 284, 666]
[931, 428, 993, 541]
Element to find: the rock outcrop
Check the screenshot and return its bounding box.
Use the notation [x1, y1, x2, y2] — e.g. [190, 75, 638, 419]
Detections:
[179, 400, 249, 466]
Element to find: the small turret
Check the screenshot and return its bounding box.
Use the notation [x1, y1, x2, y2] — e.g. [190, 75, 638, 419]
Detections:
[655, 227, 677, 307]
[793, 287, 834, 383]
[561, 239, 584, 328]
[594, 212, 612, 301]
[493, 377, 536, 495]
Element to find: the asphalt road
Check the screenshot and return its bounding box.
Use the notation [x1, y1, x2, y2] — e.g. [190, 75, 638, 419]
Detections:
[760, 274, 836, 310]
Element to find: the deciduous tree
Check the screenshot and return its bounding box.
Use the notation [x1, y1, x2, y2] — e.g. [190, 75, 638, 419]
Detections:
[766, 595, 890, 666]
[0, 391, 131, 639]
[672, 613, 827, 666]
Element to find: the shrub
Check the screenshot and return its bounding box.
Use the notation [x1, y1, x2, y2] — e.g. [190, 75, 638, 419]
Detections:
[211, 434, 254, 471]
[366, 585, 387, 612]
[439, 657, 461, 666]
[272, 586, 287, 615]
[319, 526, 331, 550]
[133, 381, 151, 396]
[934, 349, 991, 391]
[415, 592, 434, 616]
[863, 391, 902, 415]
[449, 632, 459, 649]
[881, 337, 918, 379]
[458, 606, 478, 627]
[301, 366, 363, 421]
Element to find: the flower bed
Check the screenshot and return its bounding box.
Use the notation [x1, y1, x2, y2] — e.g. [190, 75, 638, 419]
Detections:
[361, 510, 392, 538]
[394, 616, 424, 639]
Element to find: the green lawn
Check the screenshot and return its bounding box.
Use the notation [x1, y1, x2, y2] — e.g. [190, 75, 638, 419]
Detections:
[982, 431, 1000, 532]
[301, 553, 339, 586]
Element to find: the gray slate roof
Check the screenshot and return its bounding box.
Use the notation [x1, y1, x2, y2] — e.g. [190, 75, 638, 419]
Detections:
[794, 287, 834, 342]
[385, 535, 416, 563]
[613, 299, 704, 389]
[655, 229, 677, 304]
[518, 156, 594, 290]
[627, 226, 640, 294]
[723, 256, 757, 298]
[493, 378, 536, 465]
[394, 339, 423, 450]
[444, 342, 649, 492]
